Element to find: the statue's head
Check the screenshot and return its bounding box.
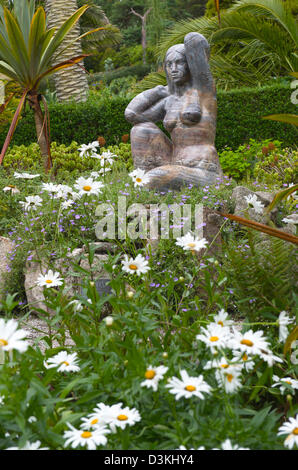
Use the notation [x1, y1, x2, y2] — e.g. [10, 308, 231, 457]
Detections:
[165, 44, 190, 88]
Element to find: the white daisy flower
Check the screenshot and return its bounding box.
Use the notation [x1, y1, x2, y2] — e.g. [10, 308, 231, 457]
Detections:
[36, 270, 63, 288]
[213, 439, 250, 450]
[257, 348, 283, 367]
[141, 365, 169, 392]
[54, 184, 73, 200]
[0, 319, 28, 353]
[97, 403, 141, 432]
[277, 311, 294, 343]
[14, 172, 40, 179]
[244, 194, 264, 214]
[196, 324, 230, 352]
[63, 422, 109, 450]
[282, 215, 298, 225]
[74, 177, 104, 196]
[3, 185, 20, 194]
[41, 182, 59, 194]
[61, 199, 75, 210]
[272, 375, 298, 395]
[104, 316, 114, 326]
[229, 329, 270, 357]
[215, 366, 243, 394]
[232, 351, 255, 372]
[129, 168, 150, 187]
[78, 141, 99, 158]
[175, 232, 208, 252]
[44, 351, 80, 373]
[277, 414, 298, 449]
[178, 445, 205, 450]
[121, 254, 150, 276]
[80, 414, 110, 431]
[28, 416, 37, 423]
[212, 309, 234, 328]
[204, 356, 243, 372]
[92, 150, 116, 167]
[165, 370, 211, 400]
[69, 299, 83, 313]
[0, 395, 5, 405]
[6, 440, 49, 450]
[19, 195, 43, 211]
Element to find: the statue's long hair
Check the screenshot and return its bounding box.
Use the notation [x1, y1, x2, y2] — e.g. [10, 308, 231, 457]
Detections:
[164, 33, 214, 95]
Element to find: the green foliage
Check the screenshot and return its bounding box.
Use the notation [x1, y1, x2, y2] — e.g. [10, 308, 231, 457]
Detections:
[254, 147, 298, 185]
[87, 64, 152, 85]
[222, 231, 297, 319]
[205, 0, 234, 17]
[1, 83, 296, 151]
[2, 141, 132, 179]
[218, 138, 284, 180]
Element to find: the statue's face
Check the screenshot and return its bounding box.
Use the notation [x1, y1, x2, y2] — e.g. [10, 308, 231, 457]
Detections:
[165, 51, 189, 85]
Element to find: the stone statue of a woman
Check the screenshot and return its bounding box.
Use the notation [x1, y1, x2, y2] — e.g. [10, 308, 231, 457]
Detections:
[125, 32, 223, 190]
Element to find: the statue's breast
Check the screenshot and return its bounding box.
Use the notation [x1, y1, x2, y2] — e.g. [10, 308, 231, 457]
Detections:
[163, 94, 201, 132]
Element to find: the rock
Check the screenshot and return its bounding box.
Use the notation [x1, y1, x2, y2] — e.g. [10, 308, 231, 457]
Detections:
[0, 237, 14, 300]
[24, 251, 111, 314]
[232, 186, 276, 224]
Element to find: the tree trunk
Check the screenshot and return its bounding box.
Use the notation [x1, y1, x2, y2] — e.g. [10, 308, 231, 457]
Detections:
[130, 8, 152, 66]
[27, 91, 52, 171]
[45, 0, 88, 103]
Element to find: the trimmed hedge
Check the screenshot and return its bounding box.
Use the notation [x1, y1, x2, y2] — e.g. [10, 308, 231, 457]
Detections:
[1, 84, 297, 151]
[87, 64, 152, 85]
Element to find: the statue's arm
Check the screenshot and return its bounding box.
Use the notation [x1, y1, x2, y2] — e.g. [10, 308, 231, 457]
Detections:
[125, 85, 169, 124]
[184, 32, 215, 94]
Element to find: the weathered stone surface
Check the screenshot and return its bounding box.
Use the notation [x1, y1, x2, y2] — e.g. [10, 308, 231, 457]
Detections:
[125, 32, 223, 190]
[232, 186, 276, 224]
[0, 236, 14, 300]
[24, 250, 112, 314]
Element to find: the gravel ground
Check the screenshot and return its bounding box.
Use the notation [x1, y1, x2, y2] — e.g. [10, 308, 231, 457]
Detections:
[20, 316, 74, 352]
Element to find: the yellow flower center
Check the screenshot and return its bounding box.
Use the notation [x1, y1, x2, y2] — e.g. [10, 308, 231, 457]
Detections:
[220, 364, 229, 369]
[185, 385, 196, 392]
[117, 414, 128, 421]
[242, 353, 248, 361]
[226, 374, 234, 383]
[217, 321, 224, 326]
[136, 178, 142, 183]
[129, 264, 138, 271]
[293, 428, 298, 435]
[81, 431, 92, 439]
[46, 279, 53, 284]
[145, 370, 156, 380]
[91, 418, 99, 425]
[0, 339, 8, 347]
[187, 242, 196, 248]
[241, 339, 253, 347]
[83, 185, 92, 192]
[209, 336, 219, 342]
[285, 380, 292, 385]
[61, 361, 69, 366]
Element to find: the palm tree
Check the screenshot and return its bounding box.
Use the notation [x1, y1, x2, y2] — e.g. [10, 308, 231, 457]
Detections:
[0, 0, 98, 169]
[44, 0, 89, 103]
[44, 0, 121, 103]
[139, 0, 298, 90]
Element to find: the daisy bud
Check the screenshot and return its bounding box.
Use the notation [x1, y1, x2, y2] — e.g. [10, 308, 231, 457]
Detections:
[214, 260, 219, 266]
[127, 291, 134, 298]
[90, 281, 95, 287]
[286, 394, 292, 404]
[124, 360, 128, 366]
[162, 352, 168, 358]
[104, 316, 114, 326]
[179, 276, 185, 282]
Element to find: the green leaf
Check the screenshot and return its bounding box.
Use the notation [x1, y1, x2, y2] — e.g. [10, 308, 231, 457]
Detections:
[262, 114, 298, 126]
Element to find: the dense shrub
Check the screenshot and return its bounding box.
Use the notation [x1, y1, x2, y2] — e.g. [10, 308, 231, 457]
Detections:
[1, 84, 297, 151]
[87, 64, 152, 85]
[254, 146, 298, 185]
[2, 141, 132, 178]
[218, 139, 284, 180]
